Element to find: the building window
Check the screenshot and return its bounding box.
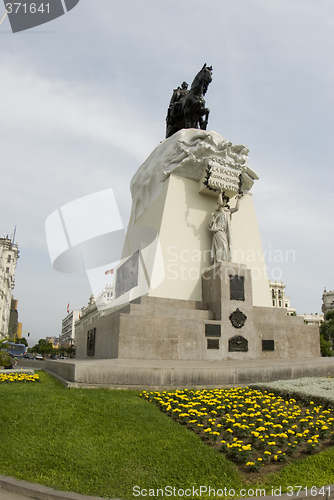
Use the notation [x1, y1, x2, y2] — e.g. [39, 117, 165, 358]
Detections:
[273, 300, 275, 306]
[278, 290, 282, 298]
[285, 303, 288, 307]
[272, 289, 275, 298]
[279, 301, 282, 307]
[7, 255, 11, 262]
[6, 267, 9, 273]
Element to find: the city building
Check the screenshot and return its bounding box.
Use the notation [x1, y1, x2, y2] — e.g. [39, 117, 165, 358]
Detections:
[297, 313, 324, 325]
[16, 322, 23, 339]
[60, 310, 80, 348]
[102, 284, 114, 302]
[45, 336, 60, 348]
[322, 289, 334, 316]
[0, 235, 19, 339]
[269, 280, 296, 315]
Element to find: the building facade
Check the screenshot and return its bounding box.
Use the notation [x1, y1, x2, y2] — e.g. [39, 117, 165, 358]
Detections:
[322, 289, 334, 316]
[0, 236, 19, 339]
[45, 336, 60, 348]
[298, 313, 324, 325]
[269, 280, 296, 315]
[60, 310, 80, 348]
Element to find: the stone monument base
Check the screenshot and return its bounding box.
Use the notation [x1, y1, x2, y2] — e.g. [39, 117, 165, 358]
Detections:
[73, 261, 319, 363]
[49, 263, 324, 388]
[45, 357, 334, 390]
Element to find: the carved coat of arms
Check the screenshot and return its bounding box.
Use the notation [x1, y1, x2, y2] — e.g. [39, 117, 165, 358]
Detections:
[229, 308, 247, 329]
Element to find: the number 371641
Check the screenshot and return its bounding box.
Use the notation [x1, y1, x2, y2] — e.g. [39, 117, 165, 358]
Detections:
[5, 3, 50, 14]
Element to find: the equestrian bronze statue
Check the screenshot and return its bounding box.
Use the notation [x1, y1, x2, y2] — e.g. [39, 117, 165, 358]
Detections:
[166, 64, 213, 139]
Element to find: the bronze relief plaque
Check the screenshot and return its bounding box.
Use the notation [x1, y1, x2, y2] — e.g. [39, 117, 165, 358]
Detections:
[230, 275, 245, 301]
[228, 335, 248, 352]
[205, 324, 221, 337]
[207, 338, 219, 349]
[87, 328, 96, 357]
[115, 250, 139, 299]
[262, 340, 275, 351]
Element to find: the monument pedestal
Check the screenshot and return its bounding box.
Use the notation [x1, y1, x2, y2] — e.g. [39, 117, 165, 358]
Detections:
[127, 129, 271, 308]
[73, 260, 320, 362]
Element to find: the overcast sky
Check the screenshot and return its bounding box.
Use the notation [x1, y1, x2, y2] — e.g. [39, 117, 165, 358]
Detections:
[1, 0, 334, 346]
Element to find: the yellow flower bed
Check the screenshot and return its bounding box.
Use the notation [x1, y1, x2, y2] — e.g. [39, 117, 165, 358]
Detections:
[0, 373, 39, 383]
[141, 387, 334, 472]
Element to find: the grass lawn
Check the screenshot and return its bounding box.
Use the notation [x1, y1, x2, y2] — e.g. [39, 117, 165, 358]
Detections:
[1, 372, 334, 500]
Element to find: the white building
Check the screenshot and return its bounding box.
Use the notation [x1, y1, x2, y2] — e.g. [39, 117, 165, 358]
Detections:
[269, 280, 296, 315]
[297, 313, 324, 325]
[101, 284, 114, 302]
[60, 310, 80, 347]
[0, 235, 19, 339]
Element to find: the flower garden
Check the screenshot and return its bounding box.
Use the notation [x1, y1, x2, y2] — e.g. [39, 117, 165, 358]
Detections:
[0, 372, 39, 383]
[141, 387, 334, 473]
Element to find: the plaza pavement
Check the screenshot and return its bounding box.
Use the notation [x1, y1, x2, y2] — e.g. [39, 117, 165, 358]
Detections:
[0, 475, 119, 500]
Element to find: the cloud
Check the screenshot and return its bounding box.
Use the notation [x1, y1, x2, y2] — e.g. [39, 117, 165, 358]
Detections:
[0, 58, 157, 161]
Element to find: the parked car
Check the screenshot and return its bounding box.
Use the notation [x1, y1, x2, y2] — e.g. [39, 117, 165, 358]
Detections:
[24, 353, 34, 359]
[50, 355, 59, 360]
[35, 354, 43, 360]
[59, 356, 69, 360]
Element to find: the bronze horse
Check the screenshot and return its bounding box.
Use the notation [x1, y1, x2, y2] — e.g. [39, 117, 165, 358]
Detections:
[166, 64, 213, 139]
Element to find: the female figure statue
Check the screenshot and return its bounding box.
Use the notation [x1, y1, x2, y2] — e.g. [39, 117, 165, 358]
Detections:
[208, 190, 243, 263]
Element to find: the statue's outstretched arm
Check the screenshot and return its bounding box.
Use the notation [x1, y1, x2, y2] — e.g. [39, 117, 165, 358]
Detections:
[230, 193, 243, 214]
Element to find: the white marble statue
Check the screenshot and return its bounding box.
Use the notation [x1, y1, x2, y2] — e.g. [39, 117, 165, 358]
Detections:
[208, 190, 243, 263]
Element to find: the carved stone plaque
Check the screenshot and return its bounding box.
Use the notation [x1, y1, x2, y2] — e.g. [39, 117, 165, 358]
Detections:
[262, 340, 275, 351]
[87, 328, 96, 357]
[205, 324, 221, 337]
[228, 335, 248, 352]
[203, 164, 242, 195]
[207, 338, 219, 349]
[115, 250, 139, 299]
[230, 275, 245, 301]
[229, 308, 247, 328]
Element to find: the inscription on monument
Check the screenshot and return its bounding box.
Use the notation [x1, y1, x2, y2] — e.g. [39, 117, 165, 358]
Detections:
[207, 338, 219, 349]
[87, 328, 96, 357]
[228, 335, 248, 352]
[262, 340, 275, 351]
[205, 324, 221, 337]
[203, 164, 242, 194]
[230, 275, 245, 301]
[115, 250, 139, 299]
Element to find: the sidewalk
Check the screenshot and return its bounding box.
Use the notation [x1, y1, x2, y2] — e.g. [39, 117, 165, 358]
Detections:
[0, 475, 120, 500]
